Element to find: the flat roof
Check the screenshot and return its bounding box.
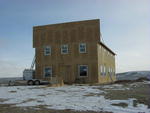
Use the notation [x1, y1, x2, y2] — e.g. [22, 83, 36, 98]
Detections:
[99, 42, 116, 55]
[33, 19, 100, 28]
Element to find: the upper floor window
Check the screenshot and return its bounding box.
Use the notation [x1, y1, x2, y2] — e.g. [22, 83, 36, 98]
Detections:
[44, 46, 51, 56]
[61, 44, 68, 54]
[79, 43, 86, 53]
[44, 67, 52, 77]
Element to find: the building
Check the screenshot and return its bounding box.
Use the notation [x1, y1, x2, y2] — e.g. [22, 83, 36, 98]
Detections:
[33, 19, 116, 84]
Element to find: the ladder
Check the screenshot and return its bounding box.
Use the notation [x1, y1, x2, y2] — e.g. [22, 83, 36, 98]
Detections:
[30, 55, 35, 70]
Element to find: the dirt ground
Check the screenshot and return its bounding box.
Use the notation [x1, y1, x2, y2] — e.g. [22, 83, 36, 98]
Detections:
[0, 104, 111, 113]
[104, 82, 150, 108]
[0, 81, 150, 113]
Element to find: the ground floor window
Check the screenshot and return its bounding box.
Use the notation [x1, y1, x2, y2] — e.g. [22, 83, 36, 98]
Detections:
[44, 67, 52, 77]
[103, 66, 106, 76]
[100, 65, 106, 76]
[100, 65, 103, 75]
[113, 69, 115, 76]
[78, 65, 88, 77]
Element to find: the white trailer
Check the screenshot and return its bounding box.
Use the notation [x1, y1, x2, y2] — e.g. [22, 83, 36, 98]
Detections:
[22, 56, 49, 85]
[23, 69, 33, 80]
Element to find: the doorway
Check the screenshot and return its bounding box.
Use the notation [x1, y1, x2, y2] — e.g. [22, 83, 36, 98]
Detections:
[59, 65, 71, 84]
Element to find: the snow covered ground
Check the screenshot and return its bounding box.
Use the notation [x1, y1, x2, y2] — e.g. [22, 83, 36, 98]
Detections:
[0, 83, 150, 113]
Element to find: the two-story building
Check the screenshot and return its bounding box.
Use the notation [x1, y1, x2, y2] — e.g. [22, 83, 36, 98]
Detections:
[33, 19, 116, 84]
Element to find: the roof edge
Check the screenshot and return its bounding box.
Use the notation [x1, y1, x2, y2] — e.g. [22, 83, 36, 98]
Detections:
[99, 42, 116, 55]
[33, 19, 100, 28]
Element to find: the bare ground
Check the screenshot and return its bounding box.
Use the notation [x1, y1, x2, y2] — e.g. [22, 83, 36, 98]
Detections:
[104, 82, 150, 108]
[0, 81, 150, 113]
[0, 104, 111, 113]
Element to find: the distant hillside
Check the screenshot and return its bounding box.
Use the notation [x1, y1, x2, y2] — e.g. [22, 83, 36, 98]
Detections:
[116, 71, 150, 80]
[0, 77, 23, 84]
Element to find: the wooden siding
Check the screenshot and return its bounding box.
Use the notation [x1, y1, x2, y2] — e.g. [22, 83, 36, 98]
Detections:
[33, 19, 116, 84]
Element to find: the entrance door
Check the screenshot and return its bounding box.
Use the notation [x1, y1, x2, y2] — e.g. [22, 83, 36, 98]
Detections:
[60, 65, 71, 83]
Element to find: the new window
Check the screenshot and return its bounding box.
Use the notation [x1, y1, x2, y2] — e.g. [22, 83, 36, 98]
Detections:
[78, 65, 88, 77]
[108, 67, 111, 75]
[79, 43, 86, 53]
[100, 65, 103, 76]
[44, 67, 52, 77]
[61, 44, 68, 54]
[103, 65, 106, 76]
[44, 46, 51, 55]
[113, 69, 115, 76]
[110, 68, 113, 76]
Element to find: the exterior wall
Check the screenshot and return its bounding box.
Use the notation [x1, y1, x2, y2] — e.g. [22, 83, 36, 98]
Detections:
[97, 44, 116, 84]
[33, 19, 100, 83]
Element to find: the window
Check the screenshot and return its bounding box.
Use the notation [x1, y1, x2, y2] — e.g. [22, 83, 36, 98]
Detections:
[110, 68, 112, 76]
[113, 69, 115, 76]
[79, 65, 88, 77]
[103, 65, 106, 76]
[100, 65, 103, 75]
[108, 67, 111, 75]
[111, 68, 113, 76]
[79, 43, 86, 53]
[108, 51, 111, 56]
[104, 49, 106, 54]
[44, 67, 52, 77]
[109, 67, 113, 76]
[61, 44, 68, 54]
[100, 65, 106, 76]
[44, 46, 51, 55]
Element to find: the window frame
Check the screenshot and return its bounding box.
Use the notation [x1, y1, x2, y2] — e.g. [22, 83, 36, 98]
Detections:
[103, 65, 106, 76]
[79, 43, 87, 53]
[44, 46, 51, 56]
[78, 65, 88, 77]
[61, 44, 69, 54]
[100, 65, 103, 76]
[44, 66, 52, 78]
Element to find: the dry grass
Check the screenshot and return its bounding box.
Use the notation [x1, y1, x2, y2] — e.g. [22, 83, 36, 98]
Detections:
[111, 103, 128, 108]
[0, 99, 8, 103]
[9, 90, 17, 93]
[105, 82, 150, 108]
[38, 94, 46, 97]
[20, 98, 37, 104]
[0, 104, 112, 113]
[0, 81, 150, 113]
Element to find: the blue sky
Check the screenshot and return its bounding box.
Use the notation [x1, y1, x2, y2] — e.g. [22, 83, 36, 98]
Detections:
[0, 0, 150, 77]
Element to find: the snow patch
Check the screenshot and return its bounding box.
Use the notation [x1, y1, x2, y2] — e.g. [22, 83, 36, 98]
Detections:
[0, 85, 149, 113]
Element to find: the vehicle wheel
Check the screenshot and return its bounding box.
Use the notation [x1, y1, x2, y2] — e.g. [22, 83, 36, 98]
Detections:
[8, 81, 15, 86]
[34, 80, 40, 85]
[27, 80, 34, 85]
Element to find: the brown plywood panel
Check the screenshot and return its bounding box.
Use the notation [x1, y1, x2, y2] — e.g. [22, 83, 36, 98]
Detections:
[62, 30, 69, 44]
[59, 65, 72, 83]
[54, 31, 61, 44]
[70, 29, 77, 43]
[33, 19, 115, 84]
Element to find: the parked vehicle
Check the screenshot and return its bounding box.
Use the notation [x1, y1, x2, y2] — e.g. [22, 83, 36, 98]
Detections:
[8, 56, 49, 86]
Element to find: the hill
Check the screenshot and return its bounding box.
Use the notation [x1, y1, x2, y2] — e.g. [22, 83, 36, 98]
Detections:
[116, 71, 150, 80]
